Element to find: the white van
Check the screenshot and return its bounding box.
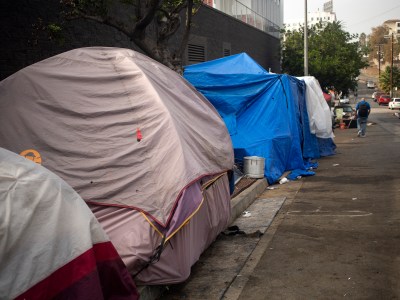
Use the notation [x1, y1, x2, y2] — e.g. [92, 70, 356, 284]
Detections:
[367, 81, 375, 89]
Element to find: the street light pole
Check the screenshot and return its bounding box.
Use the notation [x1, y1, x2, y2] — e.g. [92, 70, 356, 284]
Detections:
[304, 0, 308, 76]
[390, 32, 394, 98]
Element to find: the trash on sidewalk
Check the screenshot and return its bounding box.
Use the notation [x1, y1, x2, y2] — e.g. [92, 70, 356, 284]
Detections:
[221, 225, 246, 236]
[287, 169, 315, 180]
[333, 163, 340, 167]
[242, 211, 252, 217]
[267, 186, 277, 190]
[279, 177, 289, 184]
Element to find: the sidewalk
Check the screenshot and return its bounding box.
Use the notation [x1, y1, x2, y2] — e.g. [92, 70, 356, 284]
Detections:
[232, 111, 400, 299]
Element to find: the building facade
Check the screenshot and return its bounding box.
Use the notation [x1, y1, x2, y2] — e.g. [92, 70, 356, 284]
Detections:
[383, 19, 400, 35]
[186, 5, 281, 71]
[203, 0, 283, 38]
[284, 0, 336, 32]
[383, 19, 400, 62]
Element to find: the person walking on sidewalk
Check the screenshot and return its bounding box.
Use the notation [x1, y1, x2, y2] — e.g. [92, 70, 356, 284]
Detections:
[355, 98, 371, 137]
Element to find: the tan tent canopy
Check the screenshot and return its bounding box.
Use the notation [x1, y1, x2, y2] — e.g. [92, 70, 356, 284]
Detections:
[0, 47, 233, 226]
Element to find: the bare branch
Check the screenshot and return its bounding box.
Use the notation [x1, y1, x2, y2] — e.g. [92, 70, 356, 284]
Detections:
[135, 0, 162, 31]
[73, 13, 134, 37]
[178, 0, 194, 58]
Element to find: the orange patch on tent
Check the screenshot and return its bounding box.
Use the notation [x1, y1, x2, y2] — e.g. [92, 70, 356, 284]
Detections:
[20, 149, 42, 164]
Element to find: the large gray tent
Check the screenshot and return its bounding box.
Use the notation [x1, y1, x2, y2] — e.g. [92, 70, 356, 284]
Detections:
[0, 47, 234, 284]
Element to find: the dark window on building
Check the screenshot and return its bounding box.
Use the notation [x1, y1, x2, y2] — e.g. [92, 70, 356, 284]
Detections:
[223, 48, 231, 57]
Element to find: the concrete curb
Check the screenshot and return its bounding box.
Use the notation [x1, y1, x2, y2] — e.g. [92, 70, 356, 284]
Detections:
[229, 178, 269, 225]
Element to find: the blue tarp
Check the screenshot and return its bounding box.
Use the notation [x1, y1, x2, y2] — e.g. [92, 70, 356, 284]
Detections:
[184, 53, 321, 184]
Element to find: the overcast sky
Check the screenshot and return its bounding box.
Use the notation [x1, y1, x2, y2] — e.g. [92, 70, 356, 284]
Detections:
[284, 0, 400, 36]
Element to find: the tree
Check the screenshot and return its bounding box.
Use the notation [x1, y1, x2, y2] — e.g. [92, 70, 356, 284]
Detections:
[359, 32, 370, 57]
[379, 65, 400, 95]
[368, 25, 390, 64]
[52, 0, 202, 72]
[368, 25, 400, 67]
[281, 21, 368, 95]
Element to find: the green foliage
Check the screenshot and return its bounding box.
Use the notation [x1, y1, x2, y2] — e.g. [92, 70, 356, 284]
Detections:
[282, 21, 368, 95]
[47, 23, 65, 45]
[379, 66, 400, 95]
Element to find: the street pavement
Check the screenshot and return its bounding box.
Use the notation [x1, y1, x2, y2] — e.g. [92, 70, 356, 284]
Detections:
[145, 101, 400, 299]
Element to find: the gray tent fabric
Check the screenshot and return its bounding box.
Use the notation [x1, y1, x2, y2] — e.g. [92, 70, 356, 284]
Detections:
[0, 47, 234, 227]
[0, 48, 234, 284]
[89, 173, 231, 285]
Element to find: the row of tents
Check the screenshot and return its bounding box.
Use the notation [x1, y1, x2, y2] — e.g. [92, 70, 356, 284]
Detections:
[0, 47, 335, 298]
[184, 53, 335, 184]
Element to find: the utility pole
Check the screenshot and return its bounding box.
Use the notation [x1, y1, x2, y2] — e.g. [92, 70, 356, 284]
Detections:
[384, 32, 396, 98]
[304, 0, 308, 76]
[391, 32, 394, 98]
[375, 44, 382, 78]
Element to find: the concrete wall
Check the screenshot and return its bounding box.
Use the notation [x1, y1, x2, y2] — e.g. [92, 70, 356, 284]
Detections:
[189, 5, 280, 72]
[0, 0, 139, 81]
[0, 1, 280, 80]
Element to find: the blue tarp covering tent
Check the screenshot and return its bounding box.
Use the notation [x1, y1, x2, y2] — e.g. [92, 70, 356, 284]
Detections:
[184, 53, 322, 184]
[282, 75, 321, 160]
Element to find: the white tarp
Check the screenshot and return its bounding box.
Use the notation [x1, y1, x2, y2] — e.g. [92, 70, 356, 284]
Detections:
[299, 76, 334, 139]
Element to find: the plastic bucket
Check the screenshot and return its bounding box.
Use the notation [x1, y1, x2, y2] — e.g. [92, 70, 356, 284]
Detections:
[340, 122, 346, 130]
[243, 156, 265, 178]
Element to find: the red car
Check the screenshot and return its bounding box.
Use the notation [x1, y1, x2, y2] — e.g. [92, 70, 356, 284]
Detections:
[378, 95, 391, 105]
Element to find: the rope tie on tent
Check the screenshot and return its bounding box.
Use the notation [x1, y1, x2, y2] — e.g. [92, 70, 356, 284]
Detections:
[132, 234, 167, 279]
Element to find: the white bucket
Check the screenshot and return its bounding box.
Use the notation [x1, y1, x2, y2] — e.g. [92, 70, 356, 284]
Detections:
[243, 156, 265, 178]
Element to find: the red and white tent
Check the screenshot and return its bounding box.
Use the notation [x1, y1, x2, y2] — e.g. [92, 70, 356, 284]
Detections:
[0, 148, 139, 299]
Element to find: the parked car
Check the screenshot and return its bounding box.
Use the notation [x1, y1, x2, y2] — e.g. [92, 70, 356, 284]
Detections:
[372, 91, 384, 102]
[333, 105, 356, 127]
[339, 98, 350, 104]
[388, 98, 400, 110]
[367, 80, 375, 89]
[378, 95, 391, 105]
